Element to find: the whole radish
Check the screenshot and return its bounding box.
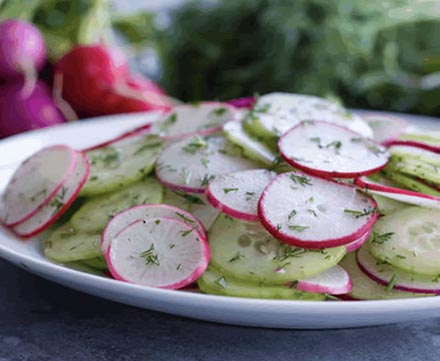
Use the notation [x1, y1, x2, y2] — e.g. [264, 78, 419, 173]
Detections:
[0, 19, 46, 96]
[55, 44, 172, 116]
[0, 80, 65, 138]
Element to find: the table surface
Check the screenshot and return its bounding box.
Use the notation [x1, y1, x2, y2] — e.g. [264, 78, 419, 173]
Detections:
[1, 259, 440, 361]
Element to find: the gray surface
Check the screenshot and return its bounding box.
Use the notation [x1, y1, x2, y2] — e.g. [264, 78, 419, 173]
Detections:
[1, 259, 440, 360]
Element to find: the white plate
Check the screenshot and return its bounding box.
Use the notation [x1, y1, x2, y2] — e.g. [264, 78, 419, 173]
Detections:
[1, 111, 440, 329]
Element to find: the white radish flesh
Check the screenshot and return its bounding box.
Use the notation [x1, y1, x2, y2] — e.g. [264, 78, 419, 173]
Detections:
[251, 93, 373, 138]
[106, 218, 209, 289]
[278, 121, 389, 178]
[156, 135, 259, 193]
[12, 152, 90, 238]
[206, 169, 277, 221]
[101, 204, 205, 255]
[0, 145, 77, 226]
[362, 113, 408, 144]
[296, 265, 352, 295]
[258, 172, 379, 248]
[150, 102, 239, 140]
[357, 243, 440, 294]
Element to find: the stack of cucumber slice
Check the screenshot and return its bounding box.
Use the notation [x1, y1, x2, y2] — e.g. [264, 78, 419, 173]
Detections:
[2, 94, 440, 301]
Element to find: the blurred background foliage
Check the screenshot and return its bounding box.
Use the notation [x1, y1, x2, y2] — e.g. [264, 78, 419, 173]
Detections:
[1, 0, 439, 116]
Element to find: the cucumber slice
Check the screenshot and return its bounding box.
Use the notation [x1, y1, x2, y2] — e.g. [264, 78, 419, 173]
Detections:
[198, 265, 325, 300]
[209, 214, 346, 284]
[188, 194, 220, 230]
[82, 133, 163, 196]
[156, 135, 260, 193]
[71, 178, 163, 233]
[382, 169, 440, 197]
[81, 256, 108, 270]
[44, 223, 101, 262]
[223, 121, 277, 165]
[162, 188, 191, 211]
[369, 207, 440, 276]
[245, 93, 372, 139]
[339, 252, 428, 300]
[373, 195, 406, 215]
[65, 261, 108, 276]
[357, 243, 440, 294]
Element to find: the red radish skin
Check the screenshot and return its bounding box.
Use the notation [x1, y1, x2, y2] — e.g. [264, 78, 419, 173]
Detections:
[258, 172, 379, 249]
[101, 203, 205, 255]
[0, 81, 65, 137]
[354, 176, 440, 207]
[106, 217, 210, 289]
[356, 245, 440, 295]
[55, 45, 171, 117]
[12, 152, 90, 238]
[1, 145, 78, 227]
[0, 19, 46, 96]
[383, 139, 440, 154]
[205, 169, 277, 222]
[278, 121, 389, 179]
[226, 97, 256, 109]
[296, 266, 352, 295]
[346, 229, 372, 253]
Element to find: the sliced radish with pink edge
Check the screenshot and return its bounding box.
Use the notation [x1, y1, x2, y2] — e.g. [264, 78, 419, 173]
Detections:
[346, 228, 371, 253]
[150, 102, 240, 140]
[156, 135, 260, 193]
[354, 176, 440, 208]
[106, 217, 209, 289]
[296, 265, 352, 295]
[258, 171, 379, 249]
[338, 251, 428, 300]
[101, 204, 205, 255]
[0, 145, 77, 226]
[357, 244, 440, 295]
[362, 113, 408, 144]
[278, 121, 389, 178]
[385, 139, 440, 153]
[206, 169, 277, 221]
[12, 152, 90, 238]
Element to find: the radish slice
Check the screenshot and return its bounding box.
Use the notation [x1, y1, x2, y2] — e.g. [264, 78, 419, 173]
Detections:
[106, 217, 210, 289]
[357, 244, 440, 294]
[150, 103, 239, 140]
[250, 92, 373, 138]
[346, 228, 371, 253]
[296, 265, 352, 295]
[362, 113, 408, 144]
[278, 121, 389, 178]
[206, 169, 277, 221]
[12, 152, 90, 238]
[101, 204, 205, 255]
[0, 145, 77, 226]
[354, 176, 440, 208]
[156, 135, 259, 193]
[386, 139, 440, 153]
[338, 252, 428, 300]
[258, 172, 379, 249]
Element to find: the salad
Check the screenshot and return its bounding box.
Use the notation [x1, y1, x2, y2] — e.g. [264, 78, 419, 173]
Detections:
[1, 92, 440, 301]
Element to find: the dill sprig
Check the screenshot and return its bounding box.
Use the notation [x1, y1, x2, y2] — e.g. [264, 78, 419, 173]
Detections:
[140, 244, 160, 266]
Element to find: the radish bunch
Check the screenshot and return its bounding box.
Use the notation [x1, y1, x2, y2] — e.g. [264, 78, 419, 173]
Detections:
[0, 19, 65, 137]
